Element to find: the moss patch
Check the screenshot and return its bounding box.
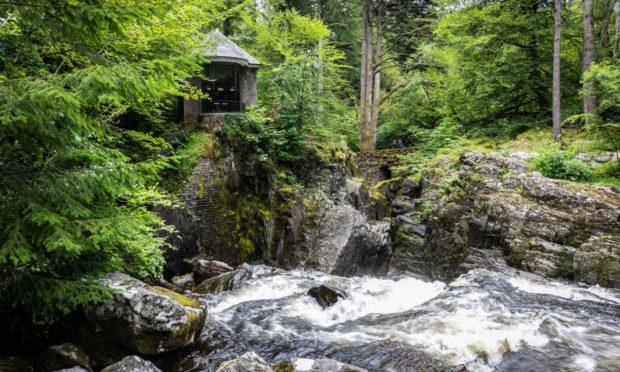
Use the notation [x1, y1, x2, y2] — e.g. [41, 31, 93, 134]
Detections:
[149, 286, 201, 308]
[272, 360, 295, 372]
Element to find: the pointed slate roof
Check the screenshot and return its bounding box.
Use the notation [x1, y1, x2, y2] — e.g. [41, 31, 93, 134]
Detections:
[203, 29, 261, 68]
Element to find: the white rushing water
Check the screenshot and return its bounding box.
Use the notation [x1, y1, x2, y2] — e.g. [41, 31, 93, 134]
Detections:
[200, 266, 620, 371]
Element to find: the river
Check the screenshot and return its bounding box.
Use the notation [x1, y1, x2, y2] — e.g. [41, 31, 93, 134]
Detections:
[168, 264, 620, 371]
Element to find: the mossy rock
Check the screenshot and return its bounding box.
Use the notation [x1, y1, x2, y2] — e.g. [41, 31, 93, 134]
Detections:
[574, 235, 620, 288]
[272, 360, 295, 372]
[89, 273, 206, 355]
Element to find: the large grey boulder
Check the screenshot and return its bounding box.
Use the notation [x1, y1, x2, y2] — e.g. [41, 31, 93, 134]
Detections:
[216, 352, 273, 372]
[307, 284, 347, 309]
[294, 167, 392, 277]
[509, 237, 576, 278]
[574, 235, 620, 287]
[389, 152, 620, 286]
[389, 215, 426, 277]
[89, 273, 206, 355]
[193, 259, 234, 284]
[39, 343, 91, 372]
[100, 356, 161, 372]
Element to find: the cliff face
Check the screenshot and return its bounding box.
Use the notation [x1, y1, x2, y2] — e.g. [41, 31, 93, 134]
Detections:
[160, 135, 391, 278]
[386, 152, 620, 287]
[162, 131, 619, 289]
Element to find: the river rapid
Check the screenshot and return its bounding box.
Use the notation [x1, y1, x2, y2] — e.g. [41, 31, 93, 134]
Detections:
[169, 264, 620, 371]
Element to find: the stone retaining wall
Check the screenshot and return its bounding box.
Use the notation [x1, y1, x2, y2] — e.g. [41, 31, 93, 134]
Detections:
[355, 148, 415, 182]
[180, 158, 240, 265]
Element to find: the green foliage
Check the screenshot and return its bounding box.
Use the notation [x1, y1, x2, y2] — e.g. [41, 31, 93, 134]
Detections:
[379, 0, 584, 149]
[222, 109, 305, 164]
[533, 151, 594, 182]
[221, 189, 271, 258]
[242, 9, 355, 149]
[122, 130, 172, 160]
[0, 0, 229, 323]
[584, 63, 620, 153]
[161, 132, 216, 193]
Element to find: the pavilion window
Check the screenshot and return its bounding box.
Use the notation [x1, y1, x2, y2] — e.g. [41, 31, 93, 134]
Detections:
[202, 64, 242, 113]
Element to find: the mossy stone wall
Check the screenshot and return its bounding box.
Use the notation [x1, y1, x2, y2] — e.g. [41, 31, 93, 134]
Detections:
[181, 158, 240, 264]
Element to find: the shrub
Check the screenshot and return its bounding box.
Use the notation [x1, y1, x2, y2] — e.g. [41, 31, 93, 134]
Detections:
[584, 63, 620, 153]
[222, 109, 305, 164]
[533, 151, 594, 181]
[161, 132, 215, 193]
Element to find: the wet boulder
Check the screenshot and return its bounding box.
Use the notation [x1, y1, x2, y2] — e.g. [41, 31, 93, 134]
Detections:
[193, 259, 234, 284]
[509, 237, 577, 279]
[100, 356, 161, 372]
[39, 343, 91, 371]
[216, 352, 273, 372]
[88, 273, 206, 355]
[300, 193, 391, 277]
[193, 269, 251, 295]
[389, 215, 427, 277]
[308, 284, 347, 309]
[574, 235, 620, 288]
[172, 273, 195, 290]
[153, 278, 185, 293]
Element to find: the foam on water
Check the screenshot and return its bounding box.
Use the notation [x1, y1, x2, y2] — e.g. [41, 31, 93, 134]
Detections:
[203, 267, 620, 371]
[509, 275, 620, 304]
[210, 273, 307, 313]
[283, 276, 446, 327]
[293, 358, 315, 370]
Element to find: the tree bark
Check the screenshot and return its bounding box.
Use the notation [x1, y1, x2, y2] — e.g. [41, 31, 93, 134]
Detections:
[614, 1, 620, 64]
[359, 0, 375, 152]
[583, 0, 597, 119]
[524, 0, 548, 115]
[359, 0, 369, 151]
[370, 3, 382, 150]
[552, 0, 562, 142]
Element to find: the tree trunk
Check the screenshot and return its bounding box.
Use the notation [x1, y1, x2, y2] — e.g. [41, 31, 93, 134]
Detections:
[317, 38, 324, 123]
[614, 1, 620, 64]
[552, 0, 562, 142]
[359, 0, 375, 152]
[583, 0, 597, 119]
[359, 0, 369, 151]
[370, 4, 382, 150]
[523, 0, 547, 115]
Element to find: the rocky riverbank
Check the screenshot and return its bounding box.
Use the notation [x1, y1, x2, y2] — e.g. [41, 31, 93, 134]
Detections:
[385, 152, 620, 287]
[2, 142, 618, 371]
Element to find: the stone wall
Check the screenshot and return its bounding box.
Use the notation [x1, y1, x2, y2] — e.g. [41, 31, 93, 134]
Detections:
[240, 68, 258, 108]
[180, 158, 240, 265]
[355, 148, 415, 182]
[183, 77, 202, 123]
